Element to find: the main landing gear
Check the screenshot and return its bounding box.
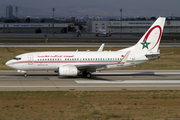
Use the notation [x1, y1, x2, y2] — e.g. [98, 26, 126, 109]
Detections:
[82, 71, 91, 78]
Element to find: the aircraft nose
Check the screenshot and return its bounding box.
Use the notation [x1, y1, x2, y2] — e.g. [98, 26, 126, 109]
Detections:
[6, 60, 11, 67]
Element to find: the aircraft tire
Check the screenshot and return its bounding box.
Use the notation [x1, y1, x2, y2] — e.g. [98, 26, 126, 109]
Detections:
[24, 73, 27, 77]
[86, 72, 91, 78]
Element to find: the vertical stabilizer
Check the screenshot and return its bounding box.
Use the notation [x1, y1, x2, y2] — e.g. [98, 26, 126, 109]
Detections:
[134, 17, 166, 53]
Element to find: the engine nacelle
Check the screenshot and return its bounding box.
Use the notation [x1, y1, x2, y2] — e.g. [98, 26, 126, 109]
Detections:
[58, 65, 78, 76]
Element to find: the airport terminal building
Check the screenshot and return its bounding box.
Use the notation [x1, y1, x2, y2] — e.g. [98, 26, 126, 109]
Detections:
[0, 23, 69, 33]
[0, 20, 179, 34]
[87, 20, 180, 33]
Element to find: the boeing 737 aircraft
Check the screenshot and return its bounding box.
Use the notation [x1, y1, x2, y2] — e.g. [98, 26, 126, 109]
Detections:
[6, 17, 166, 78]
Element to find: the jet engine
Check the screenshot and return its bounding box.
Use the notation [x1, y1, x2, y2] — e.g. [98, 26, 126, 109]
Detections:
[58, 65, 78, 76]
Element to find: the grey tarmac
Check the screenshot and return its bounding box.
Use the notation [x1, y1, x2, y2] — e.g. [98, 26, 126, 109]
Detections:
[0, 70, 180, 91]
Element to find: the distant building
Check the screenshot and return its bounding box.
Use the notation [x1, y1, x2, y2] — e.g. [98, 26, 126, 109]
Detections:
[0, 23, 69, 33]
[87, 20, 180, 33]
[6, 5, 14, 19]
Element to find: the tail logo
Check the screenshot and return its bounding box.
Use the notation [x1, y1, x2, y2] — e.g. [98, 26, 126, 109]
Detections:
[141, 25, 162, 50]
[141, 40, 150, 49]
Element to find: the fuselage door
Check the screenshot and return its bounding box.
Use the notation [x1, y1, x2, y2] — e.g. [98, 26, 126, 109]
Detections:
[28, 54, 33, 65]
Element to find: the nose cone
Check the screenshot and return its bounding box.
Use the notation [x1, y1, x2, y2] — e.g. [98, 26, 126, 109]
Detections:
[6, 60, 11, 67]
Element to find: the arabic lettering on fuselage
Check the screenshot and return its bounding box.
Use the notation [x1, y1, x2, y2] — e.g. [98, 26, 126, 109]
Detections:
[38, 55, 74, 58]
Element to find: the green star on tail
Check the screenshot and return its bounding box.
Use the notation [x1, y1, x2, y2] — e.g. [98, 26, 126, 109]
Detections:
[141, 40, 150, 49]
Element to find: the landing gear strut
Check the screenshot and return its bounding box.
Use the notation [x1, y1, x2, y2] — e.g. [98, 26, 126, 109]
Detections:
[82, 71, 91, 78]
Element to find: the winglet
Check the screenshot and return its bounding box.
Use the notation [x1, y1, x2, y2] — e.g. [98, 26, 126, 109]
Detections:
[119, 51, 131, 64]
[97, 43, 105, 52]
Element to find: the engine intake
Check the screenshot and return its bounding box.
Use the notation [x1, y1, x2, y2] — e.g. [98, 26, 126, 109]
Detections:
[58, 65, 78, 76]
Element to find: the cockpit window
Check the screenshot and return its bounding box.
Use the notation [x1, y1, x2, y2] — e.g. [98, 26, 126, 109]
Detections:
[13, 57, 21, 60]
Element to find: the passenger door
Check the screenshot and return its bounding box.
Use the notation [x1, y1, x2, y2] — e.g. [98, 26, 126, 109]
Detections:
[28, 54, 33, 65]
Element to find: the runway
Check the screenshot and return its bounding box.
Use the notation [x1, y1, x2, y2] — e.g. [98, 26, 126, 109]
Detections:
[0, 70, 180, 91]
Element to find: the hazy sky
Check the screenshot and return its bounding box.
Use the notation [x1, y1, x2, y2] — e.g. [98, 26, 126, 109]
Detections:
[1, 0, 180, 18]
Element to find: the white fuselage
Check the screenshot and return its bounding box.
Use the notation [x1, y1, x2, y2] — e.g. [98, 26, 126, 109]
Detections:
[6, 50, 150, 72]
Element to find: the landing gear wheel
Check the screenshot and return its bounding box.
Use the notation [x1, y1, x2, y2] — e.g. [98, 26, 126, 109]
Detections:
[86, 72, 91, 78]
[24, 73, 27, 77]
[82, 71, 91, 78]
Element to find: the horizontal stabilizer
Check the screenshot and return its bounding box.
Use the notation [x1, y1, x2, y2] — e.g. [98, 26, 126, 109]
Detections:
[160, 52, 174, 55]
[145, 53, 160, 58]
[145, 52, 174, 59]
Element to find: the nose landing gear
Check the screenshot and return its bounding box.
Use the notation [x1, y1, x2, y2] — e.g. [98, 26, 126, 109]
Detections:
[17, 70, 27, 77]
[24, 73, 28, 77]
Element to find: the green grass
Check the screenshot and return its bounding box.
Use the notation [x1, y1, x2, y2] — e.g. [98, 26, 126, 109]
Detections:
[1, 91, 180, 119]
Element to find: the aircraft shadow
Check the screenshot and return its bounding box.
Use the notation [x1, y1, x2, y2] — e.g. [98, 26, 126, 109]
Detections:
[5, 72, 164, 81]
[57, 72, 164, 81]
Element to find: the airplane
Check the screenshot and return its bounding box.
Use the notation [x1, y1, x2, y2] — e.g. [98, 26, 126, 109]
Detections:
[6, 17, 166, 78]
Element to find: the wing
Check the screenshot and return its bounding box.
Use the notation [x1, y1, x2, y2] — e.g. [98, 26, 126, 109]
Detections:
[76, 63, 111, 72]
[97, 43, 105, 52]
[76, 51, 131, 72]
